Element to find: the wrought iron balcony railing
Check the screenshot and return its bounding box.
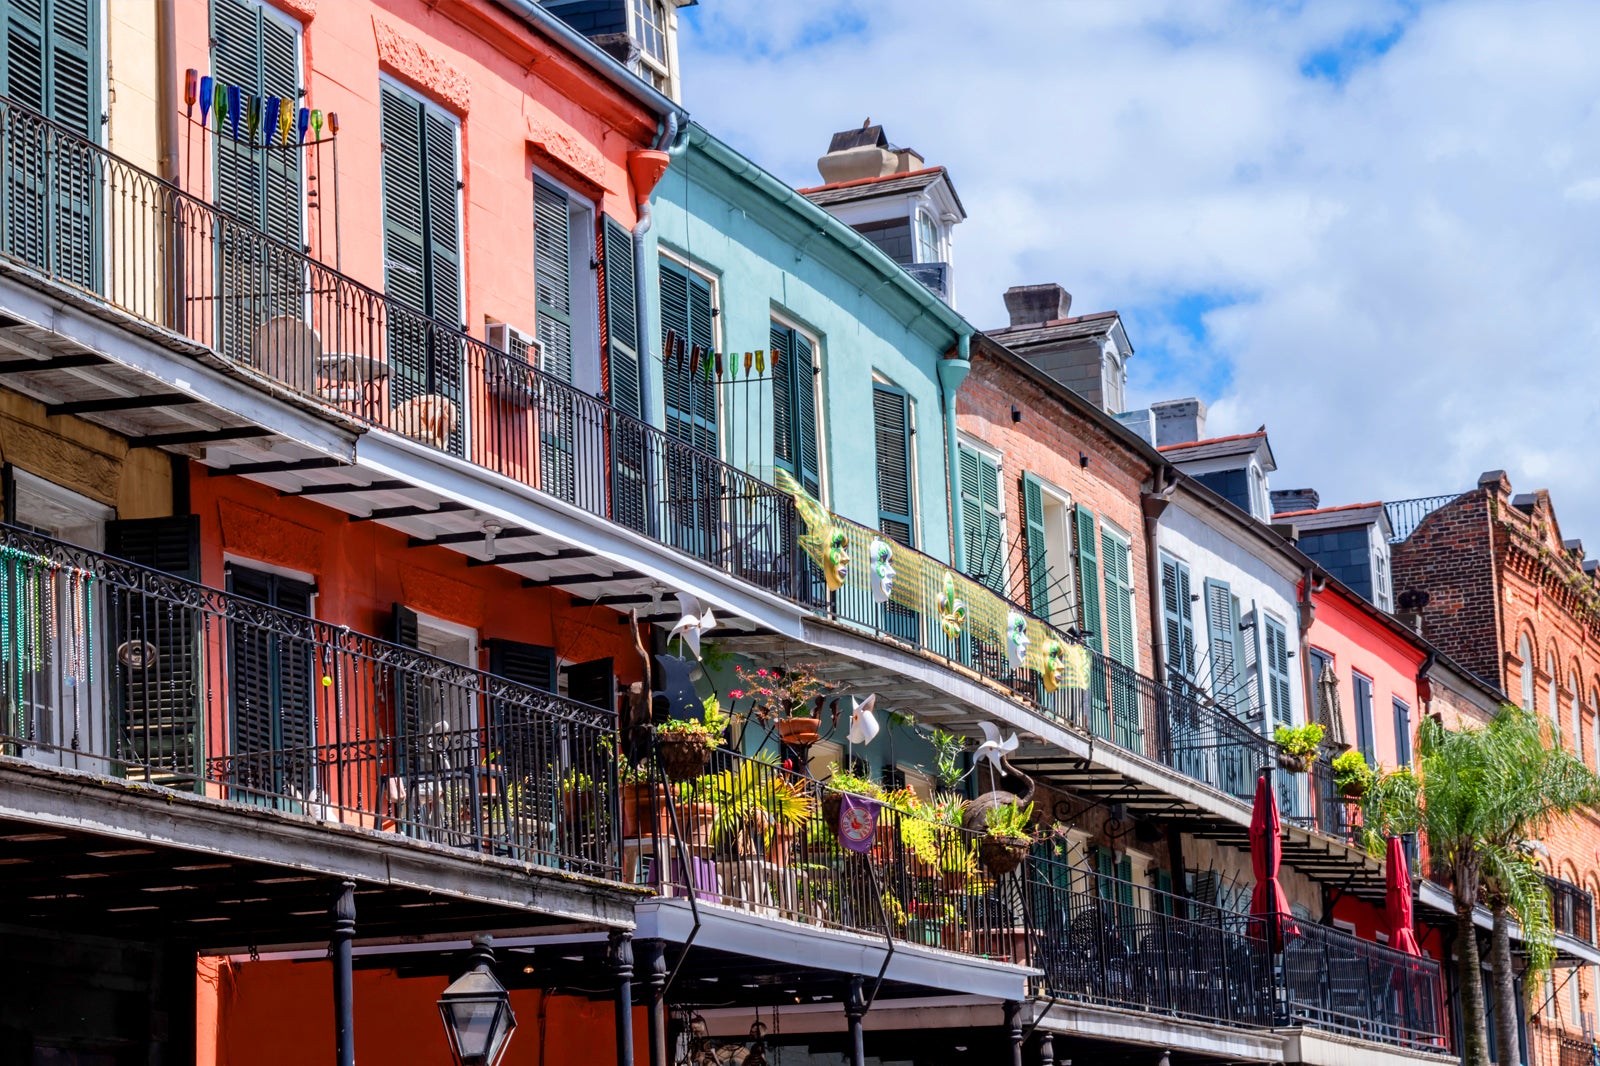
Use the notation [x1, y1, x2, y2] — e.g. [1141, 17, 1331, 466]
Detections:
[0, 523, 619, 878]
[0, 94, 801, 600]
[1549, 875, 1595, 945]
[1282, 918, 1447, 1053]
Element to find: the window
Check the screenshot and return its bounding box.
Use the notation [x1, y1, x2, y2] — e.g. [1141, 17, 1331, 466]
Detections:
[872, 382, 914, 546]
[1549, 654, 1561, 747]
[852, 218, 913, 265]
[1022, 475, 1075, 623]
[1592, 689, 1599, 768]
[1393, 697, 1412, 767]
[1203, 578, 1237, 705]
[1573, 673, 1585, 762]
[658, 256, 717, 454]
[631, 0, 667, 65]
[958, 442, 1004, 593]
[8, 468, 111, 549]
[1373, 543, 1393, 612]
[415, 614, 479, 733]
[212, 0, 300, 246]
[1353, 673, 1375, 764]
[771, 321, 822, 497]
[1308, 647, 1335, 729]
[381, 83, 464, 452]
[535, 177, 598, 388]
[1263, 615, 1293, 727]
[915, 210, 939, 263]
[225, 563, 315, 795]
[1100, 525, 1135, 669]
[1520, 634, 1535, 711]
[1, 0, 100, 286]
[1159, 553, 1197, 689]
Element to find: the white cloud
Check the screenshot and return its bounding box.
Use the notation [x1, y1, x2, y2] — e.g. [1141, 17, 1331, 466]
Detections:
[676, 0, 1600, 540]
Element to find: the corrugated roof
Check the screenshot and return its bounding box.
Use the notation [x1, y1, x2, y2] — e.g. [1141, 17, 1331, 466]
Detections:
[984, 310, 1121, 347]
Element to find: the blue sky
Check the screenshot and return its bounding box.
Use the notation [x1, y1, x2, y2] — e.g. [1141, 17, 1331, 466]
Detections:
[674, 0, 1600, 539]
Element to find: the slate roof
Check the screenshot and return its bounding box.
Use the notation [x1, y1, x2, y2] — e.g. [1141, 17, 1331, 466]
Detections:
[799, 167, 963, 215]
[984, 310, 1122, 348]
[1273, 501, 1388, 532]
[1156, 431, 1269, 462]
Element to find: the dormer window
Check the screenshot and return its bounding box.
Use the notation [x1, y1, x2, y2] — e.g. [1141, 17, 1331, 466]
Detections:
[633, 0, 667, 64]
[915, 209, 940, 264]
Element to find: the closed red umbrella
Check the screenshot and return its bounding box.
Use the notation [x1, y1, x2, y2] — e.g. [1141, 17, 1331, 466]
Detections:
[1250, 772, 1296, 951]
[1386, 836, 1423, 956]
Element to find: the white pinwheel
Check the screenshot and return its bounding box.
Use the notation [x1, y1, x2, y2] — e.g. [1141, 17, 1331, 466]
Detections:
[974, 719, 1019, 769]
[848, 694, 880, 745]
[667, 592, 717, 659]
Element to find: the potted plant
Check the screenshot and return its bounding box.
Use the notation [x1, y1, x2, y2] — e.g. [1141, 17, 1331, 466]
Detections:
[674, 773, 721, 852]
[560, 768, 600, 835]
[900, 792, 967, 879]
[693, 751, 814, 865]
[732, 662, 835, 746]
[978, 800, 1034, 876]
[618, 755, 673, 840]
[656, 695, 730, 782]
[1332, 749, 1376, 799]
[821, 762, 884, 837]
[1274, 722, 1325, 774]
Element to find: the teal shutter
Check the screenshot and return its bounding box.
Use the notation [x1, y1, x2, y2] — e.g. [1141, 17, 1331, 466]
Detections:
[1265, 615, 1293, 726]
[533, 177, 575, 382]
[0, 0, 101, 285]
[1203, 579, 1237, 707]
[659, 258, 717, 453]
[1073, 505, 1102, 652]
[1095, 846, 1116, 901]
[958, 446, 1003, 594]
[1100, 527, 1138, 750]
[872, 383, 914, 547]
[602, 215, 641, 417]
[1021, 473, 1050, 618]
[1154, 869, 1174, 915]
[1160, 554, 1196, 685]
[771, 325, 821, 497]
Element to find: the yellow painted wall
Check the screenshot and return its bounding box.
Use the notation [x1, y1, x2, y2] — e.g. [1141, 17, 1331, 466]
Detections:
[107, 0, 166, 175]
[0, 389, 173, 519]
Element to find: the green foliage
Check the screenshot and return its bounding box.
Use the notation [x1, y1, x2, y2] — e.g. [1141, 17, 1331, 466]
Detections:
[1274, 722, 1325, 757]
[826, 761, 885, 800]
[680, 750, 813, 850]
[930, 728, 966, 790]
[655, 694, 730, 754]
[984, 800, 1035, 842]
[1331, 749, 1376, 792]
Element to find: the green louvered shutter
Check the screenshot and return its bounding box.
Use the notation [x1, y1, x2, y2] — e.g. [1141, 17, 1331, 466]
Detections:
[1, 0, 49, 272]
[534, 177, 574, 382]
[1265, 615, 1293, 727]
[1021, 473, 1050, 619]
[421, 103, 463, 451]
[872, 383, 914, 547]
[1160, 554, 1196, 686]
[660, 259, 716, 453]
[770, 324, 792, 472]
[380, 86, 428, 407]
[225, 564, 314, 803]
[791, 332, 820, 496]
[1101, 527, 1138, 751]
[659, 258, 690, 435]
[602, 215, 640, 417]
[1073, 505, 1102, 652]
[958, 446, 1003, 594]
[1204, 578, 1237, 707]
[686, 273, 717, 453]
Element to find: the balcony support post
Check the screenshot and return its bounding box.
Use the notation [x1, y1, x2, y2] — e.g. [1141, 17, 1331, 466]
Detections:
[1034, 1030, 1054, 1066]
[639, 938, 668, 1066]
[331, 881, 355, 1066]
[609, 931, 635, 1066]
[845, 974, 867, 1066]
[1004, 1000, 1023, 1066]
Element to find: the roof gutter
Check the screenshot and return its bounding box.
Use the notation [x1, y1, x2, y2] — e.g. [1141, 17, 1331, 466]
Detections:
[684, 124, 969, 341]
[493, 0, 688, 123]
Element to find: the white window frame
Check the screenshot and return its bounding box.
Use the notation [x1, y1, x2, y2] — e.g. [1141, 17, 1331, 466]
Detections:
[1520, 635, 1536, 711]
[413, 612, 481, 735]
[1036, 476, 1078, 623]
[533, 167, 601, 396]
[10, 469, 114, 549]
[771, 306, 827, 504]
[1549, 654, 1562, 747]
[1572, 673, 1584, 762]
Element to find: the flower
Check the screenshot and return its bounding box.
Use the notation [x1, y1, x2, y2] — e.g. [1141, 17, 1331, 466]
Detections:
[729, 689, 746, 699]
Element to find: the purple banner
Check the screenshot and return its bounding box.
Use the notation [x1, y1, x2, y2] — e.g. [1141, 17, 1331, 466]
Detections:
[838, 794, 880, 854]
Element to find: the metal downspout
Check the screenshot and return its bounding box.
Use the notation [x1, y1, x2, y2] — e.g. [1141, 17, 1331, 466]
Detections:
[939, 335, 973, 571]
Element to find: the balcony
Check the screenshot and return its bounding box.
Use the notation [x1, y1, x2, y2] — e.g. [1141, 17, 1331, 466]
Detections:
[0, 522, 619, 879]
[0, 95, 802, 604]
[1549, 875, 1595, 945]
[1282, 919, 1448, 1053]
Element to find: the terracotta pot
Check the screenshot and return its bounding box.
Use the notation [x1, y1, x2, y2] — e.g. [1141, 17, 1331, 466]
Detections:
[1276, 750, 1316, 774]
[680, 800, 717, 851]
[657, 734, 712, 782]
[777, 717, 822, 746]
[621, 781, 672, 840]
[979, 836, 1028, 877]
[1339, 781, 1367, 801]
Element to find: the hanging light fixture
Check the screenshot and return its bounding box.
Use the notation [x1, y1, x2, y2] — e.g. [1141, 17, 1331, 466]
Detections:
[437, 936, 517, 1066]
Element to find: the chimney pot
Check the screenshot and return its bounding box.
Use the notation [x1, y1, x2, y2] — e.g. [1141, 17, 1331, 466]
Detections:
[1003, 284, 1072, 328]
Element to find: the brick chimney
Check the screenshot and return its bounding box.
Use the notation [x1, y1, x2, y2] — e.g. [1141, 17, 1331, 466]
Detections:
[1150, 398, 1207, 448]
[1271, 489, 1321, 515]
[1003, 284, 1072, 328]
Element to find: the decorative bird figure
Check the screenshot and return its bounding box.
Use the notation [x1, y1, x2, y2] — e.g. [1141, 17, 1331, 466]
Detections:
[848, 694, 880, 746]
[667, 592, 716, 660]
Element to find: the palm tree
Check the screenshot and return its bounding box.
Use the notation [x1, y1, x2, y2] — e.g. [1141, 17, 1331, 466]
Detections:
[1368, 706, 1600, 1066]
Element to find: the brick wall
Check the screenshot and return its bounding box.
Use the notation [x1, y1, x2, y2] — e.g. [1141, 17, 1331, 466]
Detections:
[956, 349, 1156, 672]
[1391, 489, 1502, 684]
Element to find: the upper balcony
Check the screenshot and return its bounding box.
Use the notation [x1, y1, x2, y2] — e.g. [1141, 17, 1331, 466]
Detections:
[1549, 874, 1595, 946]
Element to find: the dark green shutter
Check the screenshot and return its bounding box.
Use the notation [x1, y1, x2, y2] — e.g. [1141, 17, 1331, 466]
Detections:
[225, 564, 313, 800]
[772, 324, 820, 497]
[1100, 527, 1137, 750]
[105, 516, 201, 782]
[1021, 473, 1050, 619]
[1, 0, 101, 286]
[488, 639, 558, 785]
[534, 177, 575, 382]
[1265, 616, 1292, 726]
[659, 258, 717, 453]
[1073, 505, 1102, 652]
[381, 86, 427, 406]
[1160, 554, 1195, 684]
[563, 657, 615, 711]
[488, 639, 557, 694]
[1203, 579, 1236, 705]
[958, 446, 1003, 594]
[770, 325, 792, 472]
[602, 215, 641, 417]
[872, 383, 914, 547]
[390, 604, 422, 746]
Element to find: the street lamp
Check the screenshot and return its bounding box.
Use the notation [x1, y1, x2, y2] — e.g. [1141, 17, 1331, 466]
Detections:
[437, 935, 516, 1066]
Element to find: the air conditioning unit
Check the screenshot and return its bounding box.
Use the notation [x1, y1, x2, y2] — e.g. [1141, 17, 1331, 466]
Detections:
[485, 321, 543, 404]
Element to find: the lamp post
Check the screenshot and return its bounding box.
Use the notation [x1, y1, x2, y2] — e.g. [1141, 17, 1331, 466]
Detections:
[438, 935, 517, 1066]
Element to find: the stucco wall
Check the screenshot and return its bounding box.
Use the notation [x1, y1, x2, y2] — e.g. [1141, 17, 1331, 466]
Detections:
[1305, 583, 1425, 772]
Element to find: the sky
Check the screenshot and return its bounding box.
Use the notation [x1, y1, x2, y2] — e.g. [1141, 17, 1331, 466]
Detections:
[674, 0, 1600, 541]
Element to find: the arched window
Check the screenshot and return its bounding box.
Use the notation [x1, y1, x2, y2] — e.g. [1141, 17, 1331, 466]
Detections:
[1520, 635, 1535, 711]
[915, 210, 940, 264]
[1591, 688, 1600, 764]
[1572, 672, 1584, 762]
[1549, 653, 1562, 747]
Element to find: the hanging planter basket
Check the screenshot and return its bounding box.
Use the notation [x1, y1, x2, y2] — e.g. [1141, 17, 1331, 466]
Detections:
[1339, 781, 1368, 801]
[978, 836, 1029, 877]
[657, 735, 713, 782]
[1276, 751, 1316, 775]
[777, 717, 823, 746]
